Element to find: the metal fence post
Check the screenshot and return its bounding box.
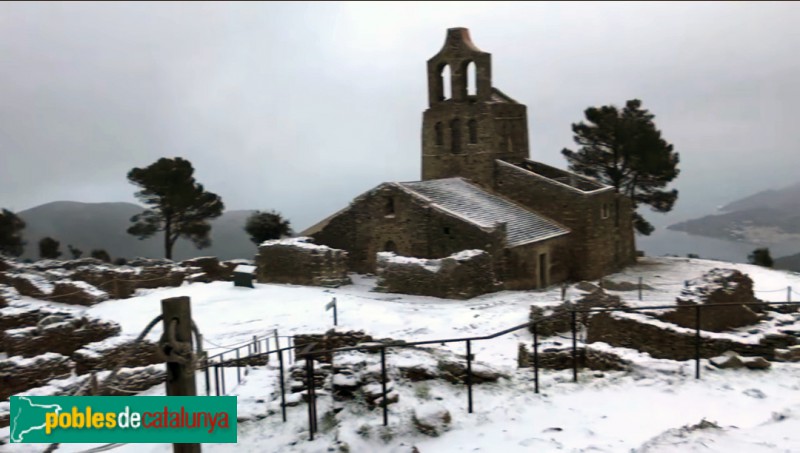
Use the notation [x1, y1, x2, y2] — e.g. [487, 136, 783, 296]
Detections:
[638, 277, 643, 301]
[214, 365, 220, 396]
[466, 340, 473, 413]
[236, 349, 241, 384]
[695, 305, 701, 380]
[305, 356, 315, 441]
[571, 309, 578, 383]
[204, 361, 211, 396]
[278, 348, 287, 423]
[533, 323, 539, 394]
[381, 346, 389, 426]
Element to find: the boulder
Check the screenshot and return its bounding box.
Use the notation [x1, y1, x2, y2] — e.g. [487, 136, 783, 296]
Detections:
[412, 409, 452, 437]
[710, 351, 744, 369]
[741, 356, 771, 370]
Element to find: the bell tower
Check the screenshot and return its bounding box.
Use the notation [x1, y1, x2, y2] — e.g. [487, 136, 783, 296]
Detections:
[421, 28, 530, 188]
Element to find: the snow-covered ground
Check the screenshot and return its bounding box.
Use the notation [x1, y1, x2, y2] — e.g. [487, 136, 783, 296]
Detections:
[3, 256, 800, 452]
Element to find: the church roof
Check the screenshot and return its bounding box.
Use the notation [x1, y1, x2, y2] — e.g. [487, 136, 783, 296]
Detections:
[398, 178, 569, 247]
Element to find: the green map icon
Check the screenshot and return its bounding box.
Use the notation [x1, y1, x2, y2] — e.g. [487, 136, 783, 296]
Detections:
[10, 396, 63, 443]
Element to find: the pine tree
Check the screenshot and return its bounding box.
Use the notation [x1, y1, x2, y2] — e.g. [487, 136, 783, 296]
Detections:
[38, 237, 62, 259]
[90, 249, 111, 263]
[562, 99, 680, 235]
[126, 157, 224, 259]
[748, 248, 773, 268]
[67, 245, 84, 260]
[0, 209, 26, 257]
[244, 210, 293, 245]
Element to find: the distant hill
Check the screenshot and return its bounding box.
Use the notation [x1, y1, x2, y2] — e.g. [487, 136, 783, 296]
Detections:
[668, 182, 800, 245]
[16, 201, 259, 261]
[775, 252, 800, 273]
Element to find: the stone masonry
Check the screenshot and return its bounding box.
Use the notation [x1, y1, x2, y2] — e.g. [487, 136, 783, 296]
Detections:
[375, 249, 500, 299]
[256, 237, 351, 287]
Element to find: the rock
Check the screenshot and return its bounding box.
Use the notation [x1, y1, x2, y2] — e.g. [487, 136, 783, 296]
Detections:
[574, 281, 598, 292]
[774, 345, 800, 362]
[741, 356, 771, 370]
[397, 364, 439, 382]
[710, 351, 744, 369]
[412, 409, 452, 437]
[436, 359, 504, 384]
[180, 257, 234, 282]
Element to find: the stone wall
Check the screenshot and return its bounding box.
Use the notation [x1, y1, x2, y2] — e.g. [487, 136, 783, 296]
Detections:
[180, 257, 236, 282]
[504, 237, 571, 290]
[0, 353, 73, 400]
[586, 311, 781, 361]
[72, 337, 161, 375]
[0, 306, 75, 351]
[659, 269, 761, 332]
[256, 237, 351, 287]
[293, 330, 375, 364]
[520, 345, 630, 371]
[494, 160, 636, 281]
[529, 289, 626, 337]
[48, 281, 108, 306]
[4, 316, 121, 358]
[375, 250, 499, 299]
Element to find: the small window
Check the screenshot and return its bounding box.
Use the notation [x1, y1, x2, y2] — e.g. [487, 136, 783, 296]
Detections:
[385, 197, 395, 217]
[384, 240, 397, 253]
[468, 119, 478, 144]
[434, 122, 443, 146]
[443, 227, 451, 235]
[601, 203, 610, 219]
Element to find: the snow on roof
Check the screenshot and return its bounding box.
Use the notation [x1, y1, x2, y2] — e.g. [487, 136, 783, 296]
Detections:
[234, 265, 257, 274]
[259, 236, 336, 252]
[399, 178, 569, 246]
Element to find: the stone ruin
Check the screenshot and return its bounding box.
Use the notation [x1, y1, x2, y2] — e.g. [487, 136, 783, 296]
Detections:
[658, 268, 762, 331]
[0, 302, 162, 412]
[523, 269, 800, 367]
[375, 249, 500, 300]
[274, 333, 504, 420]
[256, 237, 351, 287]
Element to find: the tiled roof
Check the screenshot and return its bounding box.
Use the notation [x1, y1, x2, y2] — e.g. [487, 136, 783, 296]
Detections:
[399, 178, 569, 246]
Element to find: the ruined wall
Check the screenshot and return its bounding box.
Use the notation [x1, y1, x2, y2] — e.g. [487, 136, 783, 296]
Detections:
[495, 160, 636, 280]
[311, 183, 507, 275]
[72, 337, 161, 375]
[0, 353, 73, 400]
[256, 237, 351, 287]
[293, 330, 375, 364]
[659, 269, 761, 332]
[4, 316, 121, 358]
[375, 249, 499, 299]
[587, 311, 782, 361]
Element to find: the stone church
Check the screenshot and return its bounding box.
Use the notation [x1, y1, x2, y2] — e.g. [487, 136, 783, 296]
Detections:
[302, 28, 636, 290]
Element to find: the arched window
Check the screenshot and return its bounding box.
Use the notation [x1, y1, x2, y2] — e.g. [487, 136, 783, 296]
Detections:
[450, 118, 461, 154]
[468, 119, 478, 144]
[434, 122, 443, 145]
[466, 61, 477, 97]
[383, 240, 397, 253]
[441, 64, 452, 100]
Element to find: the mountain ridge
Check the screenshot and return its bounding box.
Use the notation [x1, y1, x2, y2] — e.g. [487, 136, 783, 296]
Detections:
[14, 201, 260, 261]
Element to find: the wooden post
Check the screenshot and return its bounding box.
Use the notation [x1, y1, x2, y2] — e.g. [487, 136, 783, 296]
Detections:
[160, 296, 201, 453]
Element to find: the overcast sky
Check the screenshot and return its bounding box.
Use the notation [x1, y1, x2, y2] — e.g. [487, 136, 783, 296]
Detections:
[2, 1, 799, 231]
